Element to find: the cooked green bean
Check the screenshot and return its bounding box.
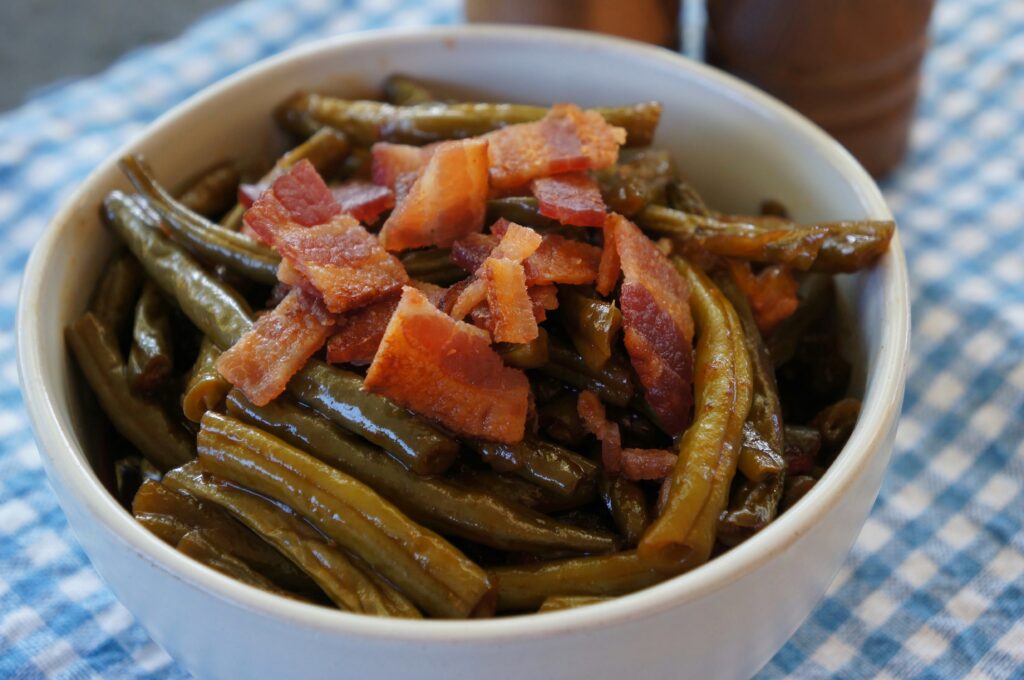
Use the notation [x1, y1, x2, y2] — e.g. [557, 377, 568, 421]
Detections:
[666, 180, 711, 217]
[398, 248, 467, 286]
[596, 149, 674, 216]
[447, 464, 594, 514]
[497, 328, 549, 370]
[716, 273, 785, 483]
[538, 595, 612, 612]
[638, 260, 752, 569]
[486, 196, 559, 231]
[537, 392, 588, 448]
[164, 461, 419, 616]
[67, 313, 194, 472]
[783, 424, 822, 474]
[133, 479, 317, 594]
[176, 530, 295, 597]
[542, 337, 635, 407]
[127, 281, 174, 392]
[220, 127, 351, 230]
[120, 155, 281, 285]
[383, 74, 438, 106]
[469, 437, 598, 498]
[559, 287, 622, 372]
[197, 411, 494, 618]
[277, 93, 662, 147]
[288, 360, 459, 476]
[781, 475, 817, 512]
[226, 391, 614, 554]
[182, 337, 230, 423]
[89, 251, 143, 340]
[490, 551, 668, 611]
[716, 475, 785, 547]
[600, 474, 649, 548]
[176, 161, 240, 219]
[812, 398, 861, 457]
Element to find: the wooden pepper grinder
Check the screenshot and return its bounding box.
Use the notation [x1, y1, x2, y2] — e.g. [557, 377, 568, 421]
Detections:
[705, 0, 936, 177]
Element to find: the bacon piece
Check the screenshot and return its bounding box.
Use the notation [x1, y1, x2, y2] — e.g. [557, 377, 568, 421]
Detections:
[216, 288, 335, 406]
[490, 220, 600, 286]
[451, 232, 499, 273]
[727, 260, 799, 335]
[370, 143, 431, 191]
[238, 183, 265, 210]
[378, 139, 489, 251]
[531, 173, 607, 227]
[448, 222, 542, 324]
[619, 448, 677, 481]
[596, 214, 622, 296]
[529, 284, 559, 322]
[331, 180, 394, 224]
[483, 258, 537, 344]
[613, 213, 694, 436]
[486, 104, 626, 189]
[577, 390, 623, 475]
[364, 286, 530, 442]
[244, 160, 408, 313]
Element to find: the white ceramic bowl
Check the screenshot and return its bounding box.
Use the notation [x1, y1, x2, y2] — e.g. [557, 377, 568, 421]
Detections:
[17, 26, 909, 680]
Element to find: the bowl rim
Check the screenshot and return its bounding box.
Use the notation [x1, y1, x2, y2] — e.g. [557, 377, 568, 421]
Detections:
[17, 24, 909, 642]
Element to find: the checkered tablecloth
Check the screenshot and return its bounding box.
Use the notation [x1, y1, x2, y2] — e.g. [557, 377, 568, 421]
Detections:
[1, 0, 1021, 677]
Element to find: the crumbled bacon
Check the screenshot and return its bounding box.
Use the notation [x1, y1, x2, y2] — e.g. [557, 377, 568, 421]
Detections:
[727, 260, 799, 335]
[451, 232, 498, 273]
[378, 139, 489, 251]
[596, 214, 622, 296]
[491, 220, 601, 286]
[331, 180, 394, 224]
[529, 284, 559, 322]
[531, 173, 606, 227]
[370, 142, 432, 193]
[216, 288, 336, 406]
[238, 183, 265, 209]
[619, 448, 677, 480]
[364, 286, 530, 443]
[577, 390, 623, 475]
[483, 257, 538, 344]
[612, 213, 694, 436]
[244, 160, 408, 314]
[485, 104, 626, 189]
[325, 294, 399, 366]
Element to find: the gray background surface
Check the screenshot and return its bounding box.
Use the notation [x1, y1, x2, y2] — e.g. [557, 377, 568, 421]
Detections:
[0, 0, 235, 112]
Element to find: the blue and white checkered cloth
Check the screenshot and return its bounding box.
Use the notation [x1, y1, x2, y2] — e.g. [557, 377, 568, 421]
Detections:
[1, 0, 1021, 677]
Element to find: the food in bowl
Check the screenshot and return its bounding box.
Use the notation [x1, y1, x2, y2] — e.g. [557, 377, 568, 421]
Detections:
[66, 74, 894, 619]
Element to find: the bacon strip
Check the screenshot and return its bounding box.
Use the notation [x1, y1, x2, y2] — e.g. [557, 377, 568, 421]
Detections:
[216, 288, 335, 406]
[244, 160, 408, 314]
[596, 214, 622, 296]
[727, 260, 799, 335]
[612, 213, 695, 436]
[483, 257, 538, 344]
[577, 390, 623, 475]
[620, 448, 677, 481]
[331, 180, 394, 224]
[365, 286, 530, 443]
[486, 104, 626, 189]
[491, 220, 600, 286]
[371, 142, 432, 192]
[448, 222, 542, 324]
[378, 139, 489, 251]
[531, 173, 607, 227]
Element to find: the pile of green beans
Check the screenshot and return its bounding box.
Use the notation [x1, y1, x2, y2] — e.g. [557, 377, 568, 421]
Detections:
[67, 74, 880, 619]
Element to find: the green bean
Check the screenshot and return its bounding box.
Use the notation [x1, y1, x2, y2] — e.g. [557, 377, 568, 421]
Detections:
[486, 197, 559, 231]
[89, 252, 143, 341]
[226, 392, 614, 554]
[783, 424, 822, 474]
[595, 149, 674, 216]
[497, 328, 549, 370]
[398, 248, 467, 286]
[276, 93, 661, 147]
[599, 474, 649, 548]
[638, 260, 752, 569]
[537, 392, 588, 448]
[716, 475, 785, 547]
[120, 155, 281, 285]
[766, 274, 832, 367]
[196, 411, 493, 618]
[67, 313, 194, 472]
[538, 595, 612, 612]
[781, 475, 817, 512]
[220, 127, 351, 230]
[127, 281, 174, 392]
[559, 287, 622, 372]
[489, 551, 669, 611]
[288, 360, 459, 476]
[447, 465, 594, 514]
[469, 437, 598, 498]
[101, 191, 254, 350]
[666, 180, 711, 217]
[383, 74, 438, 106]
[164, 461, 419, 616]
[101, 196, 458, 475]
[541, 337, 635, 407]
[176, 530, 295, 597]
[812, 398, 861, 457]
[716, 273, 785, 483]
[132, 479, 317, 594]
[181, 337, 230, 423]
[176, 161, 240, 219]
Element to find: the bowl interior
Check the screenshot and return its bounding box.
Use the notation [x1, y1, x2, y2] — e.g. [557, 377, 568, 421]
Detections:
[20, 26, 902, 635]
